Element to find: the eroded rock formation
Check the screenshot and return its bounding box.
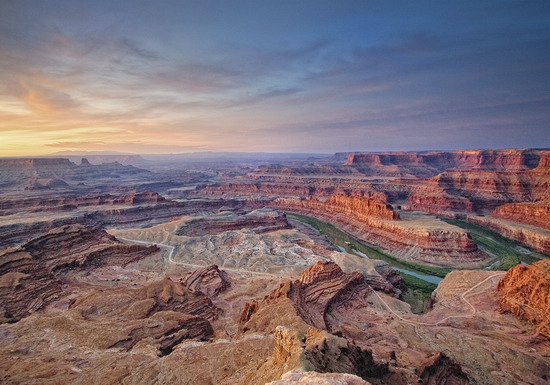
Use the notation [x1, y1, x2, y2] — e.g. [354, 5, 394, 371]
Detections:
[468, 215, 550, 254]
[0, 225, 157, 323]
[265, 371, 372, 385]
[177, 209, 290, 236]
[493, 200, 550, 230]
[182, 264, 231, 297]
[241, 262, 371, 332]
[273, 196, 484, 266]
[255, 326, 386, 384]
[497, 259, 550, 337]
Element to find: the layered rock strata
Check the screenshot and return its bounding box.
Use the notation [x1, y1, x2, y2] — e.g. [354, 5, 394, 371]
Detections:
[71, 278, 217, 354]
[176, 209, 290, 236]
[468, 215, 550, 254]
[273, 196, 484, 266]
[182, 264, 231, 297]
[0, 197, 258, 249]
[0, 157, 151, 190]
[241, 262, 372, 333]
[497, 259, 550, 338]
[0, 225, 158, 323]
[493, 200, 550, 230]
[344, 149, 545, 176]
[0, 191, 165, 215]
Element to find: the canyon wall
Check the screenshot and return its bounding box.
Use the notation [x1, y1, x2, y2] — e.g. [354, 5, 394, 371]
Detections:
[345, 149, 544, 176]
[493, 200, 550, 230]
[272, 195, 484, 266]
[467, 216, 550, 254]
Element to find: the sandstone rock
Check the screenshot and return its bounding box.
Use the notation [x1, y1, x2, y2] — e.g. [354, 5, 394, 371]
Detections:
[254, 326, 385, 384]
[265, 371, 372, 385]
[493, 200, 550, 230]
[497, 259, 550, 338]
[345, 149, 545, 177]
[468, 215, 550, 254]
[241, 262, 371, 333]
[0, 225, 158, 323]
[177, 209, 290, 236]
[182, 264, 231, 296]
[416, 352, 470, 385]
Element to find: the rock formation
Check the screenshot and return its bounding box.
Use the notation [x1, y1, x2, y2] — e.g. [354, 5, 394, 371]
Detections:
[493, 200, 550, 230]
[345, 149, 545, 177]
[0, 157, 151, 192]
[497, 259, 550, 337]
[182, 264, 231, 296]
[468, 215, 550, 254]
[254, 326, 386, 384]
[177, 209, 290, 236]
[273, 196, 484, 266]
[265, 371, 372, 385]
[416, 352, 470, 385]
[241, 262, 371, 333]
[70, 277, 218, 354]
[0, 225, 157, 323]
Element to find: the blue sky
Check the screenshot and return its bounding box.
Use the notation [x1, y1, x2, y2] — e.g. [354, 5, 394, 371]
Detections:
[1, 0, 549, 155]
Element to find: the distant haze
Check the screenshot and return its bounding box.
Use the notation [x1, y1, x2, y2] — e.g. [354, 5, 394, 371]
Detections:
[1, 1, 549, 156]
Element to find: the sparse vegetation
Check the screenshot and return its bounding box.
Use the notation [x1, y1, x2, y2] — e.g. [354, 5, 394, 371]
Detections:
[441, 218, 547, 270]
[288, 212, 450, 278]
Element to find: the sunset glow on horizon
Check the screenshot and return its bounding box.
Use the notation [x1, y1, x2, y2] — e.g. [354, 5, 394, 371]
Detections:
[1, 1, 550, 157]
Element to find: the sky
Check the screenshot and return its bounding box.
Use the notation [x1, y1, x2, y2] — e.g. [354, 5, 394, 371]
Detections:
[1, 0, 550, 156]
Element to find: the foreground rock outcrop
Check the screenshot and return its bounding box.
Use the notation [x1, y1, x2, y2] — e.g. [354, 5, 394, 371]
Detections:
[265, 371, 371, 385]
[241, 262, 372, 333]
[497, 259, 550, 338]
[0, 225, 157, 323]
[256, 326, 384, 384]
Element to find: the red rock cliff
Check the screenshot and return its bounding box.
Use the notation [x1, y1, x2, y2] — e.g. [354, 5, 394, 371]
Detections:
[496, 259, 550, 338]
[493, 200, 550, 230]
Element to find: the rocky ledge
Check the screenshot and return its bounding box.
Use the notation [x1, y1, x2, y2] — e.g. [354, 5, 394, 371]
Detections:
[0, 225, 158, 323]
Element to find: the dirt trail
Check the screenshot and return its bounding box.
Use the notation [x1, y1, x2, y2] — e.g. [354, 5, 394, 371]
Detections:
[372, 272, 506, 327]
[116, 235, 280, 278]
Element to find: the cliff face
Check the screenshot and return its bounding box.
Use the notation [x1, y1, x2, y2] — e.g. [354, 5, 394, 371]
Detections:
[0, 157, 151, 190]
[493, 200, 550, 230]
[276, 194, 398, 221]
[274, 197, 483, 266]
[0, 191, 165, 215]
[345, 149, 544, 177]
[497, 259, 550, 338]
[468, 216, 550, 254]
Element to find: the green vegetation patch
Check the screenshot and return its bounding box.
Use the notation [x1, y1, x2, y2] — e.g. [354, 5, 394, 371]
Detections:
[287, 212, 450, 277]
[441, 218, 548, 269]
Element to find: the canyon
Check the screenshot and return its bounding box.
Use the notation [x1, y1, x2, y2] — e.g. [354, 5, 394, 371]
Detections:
[0, 149, 548, 385]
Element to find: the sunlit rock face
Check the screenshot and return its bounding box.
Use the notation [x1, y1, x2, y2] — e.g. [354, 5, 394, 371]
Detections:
[497, 259, 550, 338]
